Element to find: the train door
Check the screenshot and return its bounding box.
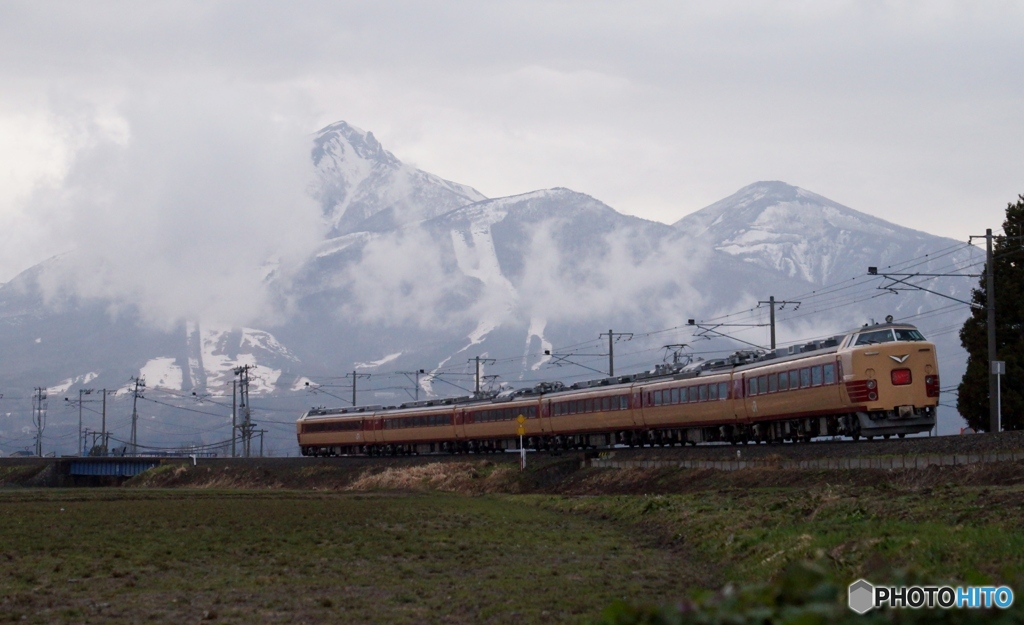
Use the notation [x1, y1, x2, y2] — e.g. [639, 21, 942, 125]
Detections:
[631, 388, 645, 428]
[453, 408, 467, 439]
[367, 416, 383, 444]
[733, 375, 749, 422]
[538, 399, 552, 433]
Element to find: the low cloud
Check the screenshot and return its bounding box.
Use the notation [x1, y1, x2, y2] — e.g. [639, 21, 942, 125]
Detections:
[23, 80, 323, 329]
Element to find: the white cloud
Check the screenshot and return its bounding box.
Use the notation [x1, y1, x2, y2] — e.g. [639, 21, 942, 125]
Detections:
[21, 78, 323, 328]
[1, 0, 1022, 283]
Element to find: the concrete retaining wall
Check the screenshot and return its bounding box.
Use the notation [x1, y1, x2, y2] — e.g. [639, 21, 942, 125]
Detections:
[586, 451, 1024, 471]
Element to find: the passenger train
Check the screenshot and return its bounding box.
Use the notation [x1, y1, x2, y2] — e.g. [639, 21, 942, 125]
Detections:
[296, 321, 939, 456]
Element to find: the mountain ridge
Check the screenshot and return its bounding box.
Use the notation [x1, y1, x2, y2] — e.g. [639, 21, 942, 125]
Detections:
[0, 122, 979, 455]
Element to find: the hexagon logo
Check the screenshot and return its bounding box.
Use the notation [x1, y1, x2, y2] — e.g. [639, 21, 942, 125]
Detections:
[848, 579, 875, 614]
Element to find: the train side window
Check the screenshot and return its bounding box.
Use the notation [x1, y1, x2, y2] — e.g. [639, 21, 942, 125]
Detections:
[789, 370, 799, 390]
[718, 382, 729, 399]
[778, 372, 789, 391]
[620, 395, 629, 410]
[748, 378, 757, 396]
[758, 376, 768, 395]
[577, 400, 585, 413]
[800, 368, 811, 388]
[651, 392, 660, 407]
[708, 383, 718, 400]
[812, 366, 823, 386]
[824, 363, 836, 385]
[768, 374, 778, 393]
[699, 385, 708, 401]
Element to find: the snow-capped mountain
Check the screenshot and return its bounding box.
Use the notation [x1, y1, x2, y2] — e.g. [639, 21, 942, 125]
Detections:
[312, 121, 486, 236]
[675, 181, 956, 285]
[0, 121, 981, 455]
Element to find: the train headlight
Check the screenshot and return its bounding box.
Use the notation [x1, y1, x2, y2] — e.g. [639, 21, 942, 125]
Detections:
[891, 369, 912, 386]
[868, 391, 878, 401]
[866, 379, 877, 390]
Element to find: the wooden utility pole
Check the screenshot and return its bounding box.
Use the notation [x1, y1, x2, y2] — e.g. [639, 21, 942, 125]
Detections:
[986, 229, 998, 432]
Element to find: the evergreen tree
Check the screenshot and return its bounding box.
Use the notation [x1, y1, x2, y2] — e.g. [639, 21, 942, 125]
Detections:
[958, 194, 1024, 431]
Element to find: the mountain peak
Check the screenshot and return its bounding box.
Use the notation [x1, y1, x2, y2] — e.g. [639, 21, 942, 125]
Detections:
[312, 121, 399, 169]
[673, 181, 947, 284]
[310, 120, 485, 237]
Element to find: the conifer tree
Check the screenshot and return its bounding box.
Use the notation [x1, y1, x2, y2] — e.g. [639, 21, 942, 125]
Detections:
[958, 195, 1024, 431]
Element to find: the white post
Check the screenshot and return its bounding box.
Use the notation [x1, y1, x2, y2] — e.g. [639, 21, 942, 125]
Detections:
[992, 360, 1005, 433]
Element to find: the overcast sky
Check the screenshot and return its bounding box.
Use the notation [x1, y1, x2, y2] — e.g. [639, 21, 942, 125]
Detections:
[2, 1, 1022, 287]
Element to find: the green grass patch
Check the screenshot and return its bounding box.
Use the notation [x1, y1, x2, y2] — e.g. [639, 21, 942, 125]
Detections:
[0, 489, 700, 624]
[526, 481, 1024, 610]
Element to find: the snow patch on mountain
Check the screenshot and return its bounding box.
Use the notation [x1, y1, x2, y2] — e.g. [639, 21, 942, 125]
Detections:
[315, 231, 374, 259]
[355, 352, 403, 369]
[241, 328, 298, 362]
[525, 317, 553, 372]
[46, 372, 99, 395]
[291, 376, 314, 392]
[449, 205, 518, 346]
[140, 358, 183, 390]
[185, 324, 292, 394]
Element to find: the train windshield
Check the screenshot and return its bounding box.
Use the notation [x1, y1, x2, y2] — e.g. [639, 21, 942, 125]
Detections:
[854, 327, 926, 345]
[894, 328, 926, 341]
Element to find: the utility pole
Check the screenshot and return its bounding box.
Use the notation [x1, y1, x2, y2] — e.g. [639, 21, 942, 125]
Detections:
[757, 296, 801, 350]
[347, 370, 371, 406]
[398, 370, 426, 401]
[231, 379, 237, 458]
[79, 389, 92, 455]
[32, 387, 47, 457]
[986, 228, 998, 433]
[599, 329, 633, 377]
[256, 429, 267, 457]
[101, 389, 108, 456]
[469, 357, 496, 395]
[128, 377, 145, 455]
[234, 365, 255, 457]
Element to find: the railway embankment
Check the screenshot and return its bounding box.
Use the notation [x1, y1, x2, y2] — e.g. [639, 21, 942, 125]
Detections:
[2, 431, 1023, 492]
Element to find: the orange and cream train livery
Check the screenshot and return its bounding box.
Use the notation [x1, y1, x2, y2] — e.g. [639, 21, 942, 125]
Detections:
[297, 322, 939, 456]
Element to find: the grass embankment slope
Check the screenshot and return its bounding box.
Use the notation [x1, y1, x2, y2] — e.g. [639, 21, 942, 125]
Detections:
[1, 456, 1023, 623]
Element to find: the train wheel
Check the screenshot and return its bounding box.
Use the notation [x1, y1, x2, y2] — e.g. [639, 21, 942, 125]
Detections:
[898, 433, 906, 439]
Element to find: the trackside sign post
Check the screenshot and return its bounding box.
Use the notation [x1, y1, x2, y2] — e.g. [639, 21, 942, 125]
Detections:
[516, 415, 526, 471]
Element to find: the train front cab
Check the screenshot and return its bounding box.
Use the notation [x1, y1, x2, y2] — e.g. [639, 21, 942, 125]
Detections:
[839, 325, 939, 439]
